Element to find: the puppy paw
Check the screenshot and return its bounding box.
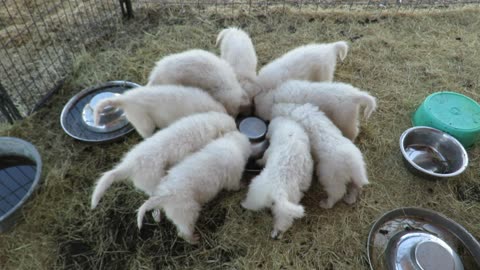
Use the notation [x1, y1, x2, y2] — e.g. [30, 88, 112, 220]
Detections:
[241, 200, 258, 211]
[183, 233, 200, 245]
[271, 229, 283, 239]
[343, 195, 357, 205]
[152, 209, 161, 222]
[319, 200, 334, 209]
[256, 158, 266, 167]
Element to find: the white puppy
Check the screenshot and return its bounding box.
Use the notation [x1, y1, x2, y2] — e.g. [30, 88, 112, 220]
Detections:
[90, 112, 237, 210]
[216, 27, 261, 99]
[137, 131, 252, 244]
[256, 41, 349, 92]
[241, 117, 313, 239]
[93, 85, 226, 138]
[255, 80, 376, 141]
[147, 49, 250, 116]
[272, 103, 369, 209]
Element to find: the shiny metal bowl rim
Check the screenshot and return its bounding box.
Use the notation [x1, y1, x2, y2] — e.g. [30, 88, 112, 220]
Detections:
[0, 137, 42, 232]
[60, 80, 141, 142]
[366, 207, 480, 270]
[399, 126, 469, 178]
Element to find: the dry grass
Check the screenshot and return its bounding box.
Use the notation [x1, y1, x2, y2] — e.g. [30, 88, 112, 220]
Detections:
[1, 6, 480, 270]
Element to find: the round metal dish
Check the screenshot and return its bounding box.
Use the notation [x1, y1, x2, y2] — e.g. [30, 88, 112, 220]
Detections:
[0, 137, 42, 232]
[367, 207, 480, 270]
[81, 92, 128, 133]
[399, 126, 469, 179]
[60, 81, 141, 143]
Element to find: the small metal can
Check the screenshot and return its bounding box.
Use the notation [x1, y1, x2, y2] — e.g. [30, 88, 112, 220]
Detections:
[237, 116, 269, 173]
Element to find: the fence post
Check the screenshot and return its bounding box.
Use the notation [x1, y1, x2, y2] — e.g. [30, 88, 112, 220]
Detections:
[0, 82, 22, 124]
[119, 0, 134, 18]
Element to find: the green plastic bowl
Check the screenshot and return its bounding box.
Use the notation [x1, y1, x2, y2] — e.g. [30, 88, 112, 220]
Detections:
[412, 91, 480, 148]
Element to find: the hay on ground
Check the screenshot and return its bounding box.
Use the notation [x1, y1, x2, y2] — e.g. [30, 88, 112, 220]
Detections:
[1, 6, 480, 270]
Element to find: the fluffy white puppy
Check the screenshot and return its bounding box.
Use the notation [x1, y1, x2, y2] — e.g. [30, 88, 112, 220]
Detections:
[93, 85, 226, 138]
[136, 131, 252, 244]
[90, 112, 237, 210]
[254, 80, 376, 141]
[146, 49, 250, 116]
[241, 117, 313, 239]
[256, 41, 349, 92]
[272, 103, 369, 209]
[216, 27, 261, 99]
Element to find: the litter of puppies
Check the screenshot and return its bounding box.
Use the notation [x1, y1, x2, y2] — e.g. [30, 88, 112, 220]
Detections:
[91, 27, 376, 243]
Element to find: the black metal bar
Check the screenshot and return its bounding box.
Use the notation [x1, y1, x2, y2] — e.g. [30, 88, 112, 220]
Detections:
[119, 0, 134, 18]
[0, 82, 23, 123]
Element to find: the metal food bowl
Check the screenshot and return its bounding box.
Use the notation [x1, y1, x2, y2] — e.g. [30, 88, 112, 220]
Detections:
[81, 92, 129, 133]
[399, 126, 468, 179]
[237, 116, 269, 173]
[367, 208, 480, 270]
[60, 81, 141, 143]
[0, 137, 42, 232]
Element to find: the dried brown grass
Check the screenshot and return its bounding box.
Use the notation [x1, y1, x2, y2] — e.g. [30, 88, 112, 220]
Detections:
[1, 6, 480, 270]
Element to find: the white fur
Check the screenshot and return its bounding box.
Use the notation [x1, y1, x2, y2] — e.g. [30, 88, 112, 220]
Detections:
[254, 80, 376, 141]
[90, 112, 237, 209]
[241, 117, 313, 238]
[146, 49, 250, 116]
[272, 103, 369, 209]
[216, 27, 261, 99]
[256, 41, 349, 92]
[93, 85, 226, 138]
[136, 131, 252, 244]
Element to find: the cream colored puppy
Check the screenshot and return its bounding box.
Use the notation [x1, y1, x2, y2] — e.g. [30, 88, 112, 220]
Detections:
[256, 41, 349, 92]
[254, 80, 376, 141]
[93, 85, 226, 138]
[272, 103, 368, 209]
[216, 27, 261, 99]
[147, 49, 250, 116]
[137, 131, 252, 244]
[90, 112, 237, 210]
[241, 117, 313, 238]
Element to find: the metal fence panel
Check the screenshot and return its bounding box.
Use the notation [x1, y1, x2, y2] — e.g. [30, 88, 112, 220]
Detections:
[0, 0, 479, 123]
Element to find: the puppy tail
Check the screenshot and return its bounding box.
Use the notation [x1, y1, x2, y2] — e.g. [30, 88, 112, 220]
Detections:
[91, 167, 128, 209]
[333, 41, 349, 61]
[93, 96, 124, 126]
[215, 28, 230, 47]
[354, 92, 377, 120]
[272, 191, 305, 220]
[137, 195, 167, 229]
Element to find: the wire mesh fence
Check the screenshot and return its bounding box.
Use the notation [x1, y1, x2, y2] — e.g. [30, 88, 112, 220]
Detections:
[0, 0, 123, 123]
[0, 0, 478, 124]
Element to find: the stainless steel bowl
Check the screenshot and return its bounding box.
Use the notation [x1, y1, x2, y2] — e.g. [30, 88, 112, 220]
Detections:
[367, 207, 480, 270]
[81, 92, 129, 133]
[0, 137, 42, 232]
[399, 126, 468, 179]
[60, 81, 140, 143]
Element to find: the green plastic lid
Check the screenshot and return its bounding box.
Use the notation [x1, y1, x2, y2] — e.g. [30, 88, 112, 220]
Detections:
[424, 92, 480, 131]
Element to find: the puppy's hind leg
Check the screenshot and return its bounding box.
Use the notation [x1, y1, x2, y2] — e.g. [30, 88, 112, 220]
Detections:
[164, 200, 201, 244]
[344, 160, 368, 205]
[343, 183, 362, 205]
[339, 107, 359, 142]
[319, 170, 346, 209]
[241, 175, 269, 211]
[151, 209, 162, 222]
[127, 109, 156, 138]
[271, 195, 305, 239]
